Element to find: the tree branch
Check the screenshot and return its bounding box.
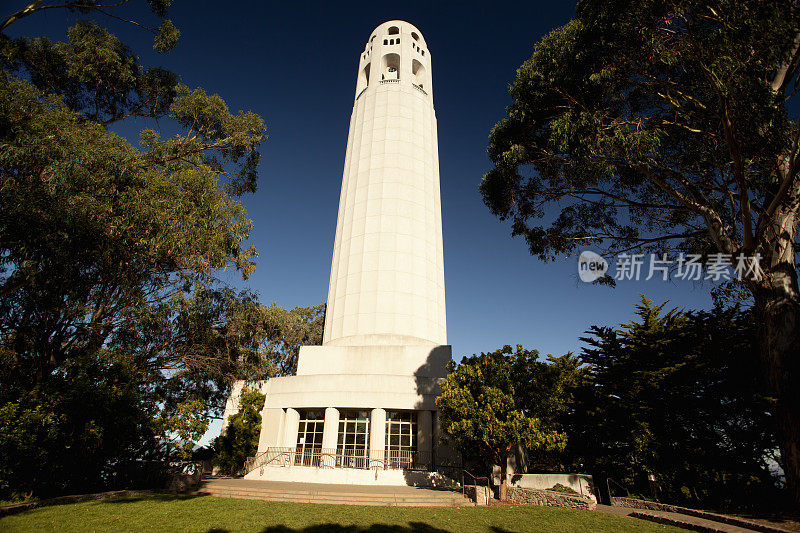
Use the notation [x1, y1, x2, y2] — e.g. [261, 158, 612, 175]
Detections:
[720, 99, 755, 251]
[772, 31, 800, 95]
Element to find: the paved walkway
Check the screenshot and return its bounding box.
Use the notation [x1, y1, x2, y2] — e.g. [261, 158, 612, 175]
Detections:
[595, 504, 791, 532]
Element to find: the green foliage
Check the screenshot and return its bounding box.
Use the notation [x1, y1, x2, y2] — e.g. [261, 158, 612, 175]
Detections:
[0, 354, 162, 499]
[0, 2, 272, 498]
[482, 0, 800, 503]
[436, 346, 567, 475]
[548, 483, 578, 495]
[567, 297, 780, 509]
[482, 0, 800, 263]
[260, 302, 326, 376]
[154, 19, 179, 52]
[2, 1, 178, 53]
[213, 389, 265, 475]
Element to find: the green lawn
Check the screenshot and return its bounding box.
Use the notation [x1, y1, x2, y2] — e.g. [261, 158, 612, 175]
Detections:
[0, 494, 685, 532]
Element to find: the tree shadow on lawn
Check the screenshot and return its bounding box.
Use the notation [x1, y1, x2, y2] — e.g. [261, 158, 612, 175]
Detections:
[97, 493, 205, 505]
[206, 524, 513, 533]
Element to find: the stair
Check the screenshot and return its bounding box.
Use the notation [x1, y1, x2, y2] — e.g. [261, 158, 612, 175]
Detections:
[195, 479, 472, 507]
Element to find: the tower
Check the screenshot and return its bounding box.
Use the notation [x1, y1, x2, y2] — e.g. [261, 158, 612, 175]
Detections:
[324, 20, 446, 350]
[229, 21, 454, 486]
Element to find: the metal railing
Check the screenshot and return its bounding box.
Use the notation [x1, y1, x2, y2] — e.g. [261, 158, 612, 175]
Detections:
[461, 469, 491, 506]
[380, 79, 400, 84]
[607, 477, 630, 498]
[243, 447, 458, 476]
[412, 83, 428, 95]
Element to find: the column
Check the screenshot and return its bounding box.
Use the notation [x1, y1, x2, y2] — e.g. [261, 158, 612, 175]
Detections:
[321, 407, 340, 467]
[417, 410, 432, 467]
[283, 408, 300, 466]
[369, 408, 386, 468]
[256, 408, 285, 455]
[432, 410, 459, 466]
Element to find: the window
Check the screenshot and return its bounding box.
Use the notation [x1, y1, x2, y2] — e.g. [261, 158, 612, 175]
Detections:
[295, 409, 324, 466]
[337, 410, 370, 468]
[411, 31, 419, 42]
[388, 26, 399, 35]
[385, 411, 417, 469]
[383, 39, 388, 45]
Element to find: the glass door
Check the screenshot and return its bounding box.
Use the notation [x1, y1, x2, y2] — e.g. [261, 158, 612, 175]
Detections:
[385, 411, 417, 469]
[295, 409, 324, 466]
[337, 410, 370, 468]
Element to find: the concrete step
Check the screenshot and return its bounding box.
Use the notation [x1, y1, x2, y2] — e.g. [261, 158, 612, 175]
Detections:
[199, 489, 468, 502]
[198, 493, 469, 507]
[195, 482, 472, 507]
[199, 488, 465, 502]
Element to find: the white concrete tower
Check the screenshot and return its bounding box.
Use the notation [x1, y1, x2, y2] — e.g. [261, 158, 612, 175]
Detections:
[227, 21, 456, 487]
[323, 20, 446, 350]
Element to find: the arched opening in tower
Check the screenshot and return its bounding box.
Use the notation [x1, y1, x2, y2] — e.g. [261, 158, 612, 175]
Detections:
[357, 63, 370, 93]
[382, 53, 400, 80]
[412, 59, 426, 88]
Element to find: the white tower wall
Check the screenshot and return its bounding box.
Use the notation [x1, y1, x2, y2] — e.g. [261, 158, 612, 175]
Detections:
[323, 21, 446, 348]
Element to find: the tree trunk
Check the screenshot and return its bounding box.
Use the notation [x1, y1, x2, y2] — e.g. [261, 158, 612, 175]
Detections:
[499, 457, 508, 502]
[754, 216, 800, 505]
[756, 286, 800, 505]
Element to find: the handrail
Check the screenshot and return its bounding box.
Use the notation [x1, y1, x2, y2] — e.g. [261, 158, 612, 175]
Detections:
[606, 477, 630, 498]
[241, 448, 296, 475]
[242, 447, 461, 476]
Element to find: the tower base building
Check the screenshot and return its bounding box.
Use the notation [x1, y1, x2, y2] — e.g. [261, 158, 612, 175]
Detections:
[223, 21, 456, 486]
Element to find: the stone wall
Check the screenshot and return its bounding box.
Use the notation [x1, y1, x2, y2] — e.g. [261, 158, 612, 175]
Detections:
[508, 487, 596, 510]
[610, 497, 681, 512]
[508, 473, 594, 498]
[464, 485, 490, 505]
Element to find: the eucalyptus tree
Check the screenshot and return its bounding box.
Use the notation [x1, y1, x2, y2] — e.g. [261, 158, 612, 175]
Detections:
[0, 1, 269, 495]
[482, 0, 800, 502]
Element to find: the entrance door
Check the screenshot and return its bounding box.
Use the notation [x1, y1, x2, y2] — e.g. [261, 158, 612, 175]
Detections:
[337, 410, 370, 468]
[385, 410, 417, 469]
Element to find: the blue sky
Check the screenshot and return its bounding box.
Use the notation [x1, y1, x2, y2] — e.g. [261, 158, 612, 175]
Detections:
[7, 0, 721, 358]
[9, 1, 721, 440]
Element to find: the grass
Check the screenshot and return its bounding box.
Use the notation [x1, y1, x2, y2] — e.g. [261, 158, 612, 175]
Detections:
[0, 494, 686, 532]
